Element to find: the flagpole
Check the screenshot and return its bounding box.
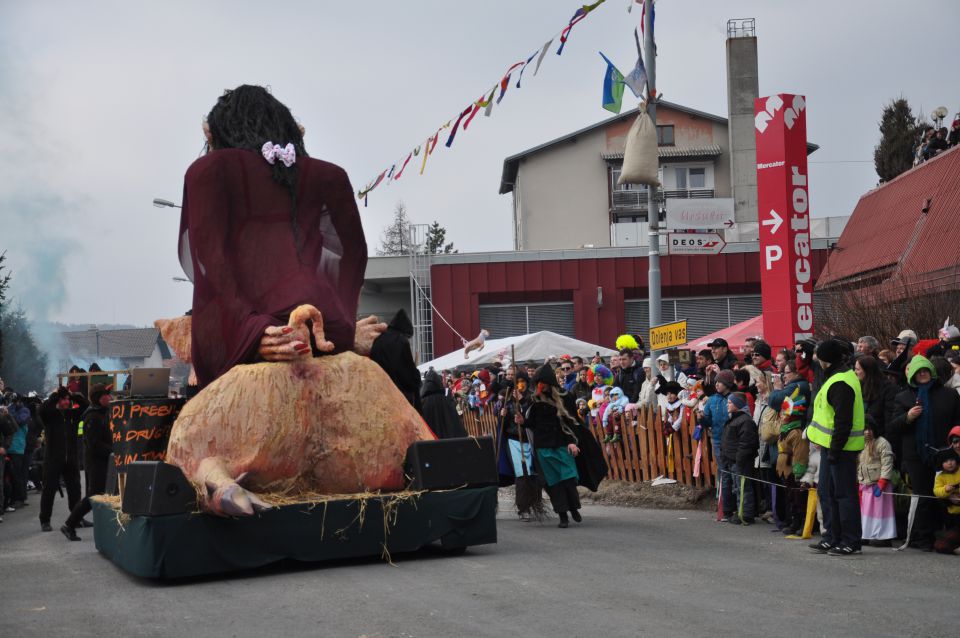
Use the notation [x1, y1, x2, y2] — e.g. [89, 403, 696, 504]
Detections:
[644, 0, 661, 357]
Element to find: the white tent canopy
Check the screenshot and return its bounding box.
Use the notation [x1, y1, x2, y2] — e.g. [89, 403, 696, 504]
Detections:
[417, 331, 619, 374]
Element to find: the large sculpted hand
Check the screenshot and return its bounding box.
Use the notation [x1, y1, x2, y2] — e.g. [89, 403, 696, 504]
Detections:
[354, 315, 387, 356]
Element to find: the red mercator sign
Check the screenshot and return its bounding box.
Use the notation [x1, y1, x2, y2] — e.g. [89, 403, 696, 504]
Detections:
[754, 94, 813, 348]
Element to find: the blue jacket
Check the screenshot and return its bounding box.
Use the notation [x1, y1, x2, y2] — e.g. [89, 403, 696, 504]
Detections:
[9, 405, 30, 455]
[701, 391, 730, 453]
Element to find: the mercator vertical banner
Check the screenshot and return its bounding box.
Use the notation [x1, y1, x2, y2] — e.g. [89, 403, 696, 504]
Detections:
[754, 94, 813, 349]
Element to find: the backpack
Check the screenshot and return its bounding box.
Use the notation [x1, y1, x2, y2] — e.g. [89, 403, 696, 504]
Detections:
[758, 404, 782, 445]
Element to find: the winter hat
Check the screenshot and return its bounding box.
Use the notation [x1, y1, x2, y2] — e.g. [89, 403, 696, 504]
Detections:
[657, 380, 684, 396]
[609, 387, 624, 401]
[780, 386, 807, 422]
[947, 425, 960, 444]
[890, 329, 918, 347]
[727, 392, 749, 411]
[642, 357, 652, 369]
[753, 341, 772, 360]
[715, 369, 736, 389]
[815, 338, 849, 365]
[657, 354, 670, 365]
[936, 447, 960, 467]
[477, 369, 492, 385]
[906, 355, 937, 387]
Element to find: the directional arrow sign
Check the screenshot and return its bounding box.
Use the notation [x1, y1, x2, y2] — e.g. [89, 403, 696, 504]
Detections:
[761, 208, 783, 234]
[665, 198, 735, 230]
[668, 232, 726, 255]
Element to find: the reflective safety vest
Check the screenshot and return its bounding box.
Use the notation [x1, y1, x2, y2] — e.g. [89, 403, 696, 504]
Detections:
[807, 369, 865, 452]
[77, 420, 84, 436]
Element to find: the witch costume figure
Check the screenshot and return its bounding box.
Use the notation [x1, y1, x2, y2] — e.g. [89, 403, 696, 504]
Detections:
[519, 365, 607, 528]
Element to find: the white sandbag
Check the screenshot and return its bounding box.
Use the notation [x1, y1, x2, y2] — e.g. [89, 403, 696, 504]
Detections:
[618, 109, 660, 187]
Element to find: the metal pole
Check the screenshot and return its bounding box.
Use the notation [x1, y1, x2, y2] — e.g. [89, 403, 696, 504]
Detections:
[644, 0, 661, 356]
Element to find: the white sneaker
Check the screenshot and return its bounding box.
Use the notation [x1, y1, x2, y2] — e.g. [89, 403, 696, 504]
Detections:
[4, 506, 14, 512]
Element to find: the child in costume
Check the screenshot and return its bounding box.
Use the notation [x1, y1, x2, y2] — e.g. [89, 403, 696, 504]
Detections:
[776, 387, 810, 536]
[602, 386, 629, 443]
[857, 415, 897, 546]
[933, 446, 960, 554]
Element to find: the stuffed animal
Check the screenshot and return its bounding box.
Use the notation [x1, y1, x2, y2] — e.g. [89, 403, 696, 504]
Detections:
[463, 329, 490, 359]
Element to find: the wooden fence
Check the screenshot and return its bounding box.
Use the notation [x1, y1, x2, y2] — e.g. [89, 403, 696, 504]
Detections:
[459, 404, 717, 488]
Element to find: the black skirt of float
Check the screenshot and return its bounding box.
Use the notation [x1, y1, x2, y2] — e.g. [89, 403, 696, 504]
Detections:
[92, 486, 498, 580]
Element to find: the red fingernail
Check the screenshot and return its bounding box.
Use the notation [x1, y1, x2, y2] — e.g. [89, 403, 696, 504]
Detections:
[283, 327, 293, 334]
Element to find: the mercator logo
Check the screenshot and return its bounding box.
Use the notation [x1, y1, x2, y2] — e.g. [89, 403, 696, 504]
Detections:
[755, 95, 806, 133]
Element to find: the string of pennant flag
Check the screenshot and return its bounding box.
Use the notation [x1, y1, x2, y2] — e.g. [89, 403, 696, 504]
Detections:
[355, 0, 610, 205]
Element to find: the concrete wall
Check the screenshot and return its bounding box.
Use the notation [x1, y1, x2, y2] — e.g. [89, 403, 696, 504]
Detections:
[726, 36, 759, 224]
[515, 127, 612, 250]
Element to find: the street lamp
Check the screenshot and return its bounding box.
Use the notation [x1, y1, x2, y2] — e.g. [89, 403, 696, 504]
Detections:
[153, 198, 181, 209]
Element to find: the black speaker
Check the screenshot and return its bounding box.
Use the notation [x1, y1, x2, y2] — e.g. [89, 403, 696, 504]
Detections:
[121, 461, 196, 516]
[404, 436, 497, 491]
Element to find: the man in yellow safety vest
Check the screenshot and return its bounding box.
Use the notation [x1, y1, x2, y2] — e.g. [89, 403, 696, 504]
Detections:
[807, 338, 865, 557]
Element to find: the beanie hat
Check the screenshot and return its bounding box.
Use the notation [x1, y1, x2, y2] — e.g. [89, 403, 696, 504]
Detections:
[753, 341, 772, 360]
[90, 383, 113, 404]
[815, 338, 849, 365]
[642, 357, 652, 369]
[936, 447, 960, 466]
[716, 369, 736, 389]
[727, 392, 748, 411]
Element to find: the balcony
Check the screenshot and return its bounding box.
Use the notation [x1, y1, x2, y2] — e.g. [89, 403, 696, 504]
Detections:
[612, 188, 716, 212]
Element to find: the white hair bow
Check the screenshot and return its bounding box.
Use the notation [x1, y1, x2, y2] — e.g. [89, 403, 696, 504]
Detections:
[261, 141, 296, 167]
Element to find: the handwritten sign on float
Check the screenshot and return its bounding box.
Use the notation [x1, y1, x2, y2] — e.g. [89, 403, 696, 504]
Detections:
[110, 398, 184, 471]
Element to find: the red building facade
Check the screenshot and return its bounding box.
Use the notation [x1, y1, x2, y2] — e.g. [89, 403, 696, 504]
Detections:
[430, 249, 830, 356]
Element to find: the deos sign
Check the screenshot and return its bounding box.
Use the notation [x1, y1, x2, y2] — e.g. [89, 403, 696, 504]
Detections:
[754, 94, 813, 347]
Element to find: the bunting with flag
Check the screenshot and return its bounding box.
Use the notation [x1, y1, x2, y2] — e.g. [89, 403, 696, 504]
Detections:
[599, 52, 625, 113]
[355, 0, 609, 202]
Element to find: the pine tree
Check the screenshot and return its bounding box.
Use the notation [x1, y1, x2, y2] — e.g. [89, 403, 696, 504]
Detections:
[0, 306, 48, 392]
[376, 201, 413, 256]
[425, 221, 456, 254]
[874, 98, 919, 182]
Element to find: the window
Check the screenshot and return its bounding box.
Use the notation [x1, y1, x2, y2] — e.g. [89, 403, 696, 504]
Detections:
[611, 168, 646, 192]
[673, 166, 709, 191]
[657, 125, 674, 146]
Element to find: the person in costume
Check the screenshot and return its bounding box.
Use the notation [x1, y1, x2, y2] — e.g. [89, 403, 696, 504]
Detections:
[370, 309, 422, 413]
[601, 386, 629, 443]
[61, 384, 114, 541]
[518, 365, 584, 528]
[776, 386, 810, 536]
[179, 84, 383, 389]
[420, 369, 467, 440]
[495, 369, 534, 492]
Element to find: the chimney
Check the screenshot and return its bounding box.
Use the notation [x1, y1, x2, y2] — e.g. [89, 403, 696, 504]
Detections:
[725, 18, 759, 228]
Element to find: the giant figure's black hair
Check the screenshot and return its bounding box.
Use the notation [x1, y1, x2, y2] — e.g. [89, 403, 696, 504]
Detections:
[205, 85, 307, 244]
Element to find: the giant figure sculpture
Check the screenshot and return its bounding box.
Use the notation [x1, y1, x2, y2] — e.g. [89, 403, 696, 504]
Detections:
[162, 85, 434, 515]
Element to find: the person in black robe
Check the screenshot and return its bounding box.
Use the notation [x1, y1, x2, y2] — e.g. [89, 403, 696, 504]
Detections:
[420, 370, 467, 439]
[370, 309, 422, 413]
[38, 388, 88, 532]
[61, 384, 114, 541]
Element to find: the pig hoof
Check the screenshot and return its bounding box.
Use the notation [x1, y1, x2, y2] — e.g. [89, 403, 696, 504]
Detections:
[211, 483, 272, 517]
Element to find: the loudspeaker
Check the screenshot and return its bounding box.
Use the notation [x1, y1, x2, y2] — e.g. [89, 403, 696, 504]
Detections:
[121, 461, 196, 516]
[404, 436, 497, 491]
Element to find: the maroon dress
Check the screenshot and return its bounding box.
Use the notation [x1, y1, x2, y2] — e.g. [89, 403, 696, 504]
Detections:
[178, 149, 366, 388]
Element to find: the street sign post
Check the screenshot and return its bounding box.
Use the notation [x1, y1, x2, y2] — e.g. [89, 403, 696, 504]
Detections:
[667, 233, 726, 255]
[649, 319, 688, 350]
[665, 198, 735, 230]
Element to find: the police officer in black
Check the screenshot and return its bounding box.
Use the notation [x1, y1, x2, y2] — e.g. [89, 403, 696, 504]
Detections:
[61, 384, 114, 540]
[38, 387, 88, 532]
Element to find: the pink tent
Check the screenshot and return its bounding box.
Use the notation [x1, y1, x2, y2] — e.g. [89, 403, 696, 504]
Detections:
[685, 315, 764, 354]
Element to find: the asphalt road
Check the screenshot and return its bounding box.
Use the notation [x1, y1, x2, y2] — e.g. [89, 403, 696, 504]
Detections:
[0, 490, 952, 638]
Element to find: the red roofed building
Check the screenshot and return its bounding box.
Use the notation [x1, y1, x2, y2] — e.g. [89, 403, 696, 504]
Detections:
[817, 146, 960, 296]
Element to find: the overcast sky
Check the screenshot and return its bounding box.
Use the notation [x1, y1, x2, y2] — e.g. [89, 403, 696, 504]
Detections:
[1, 0, 957, 327]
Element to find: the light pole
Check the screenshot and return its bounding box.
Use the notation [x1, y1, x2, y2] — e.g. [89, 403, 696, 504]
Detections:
[153, 198, 181, 209]
[644, 0, 661, 357]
